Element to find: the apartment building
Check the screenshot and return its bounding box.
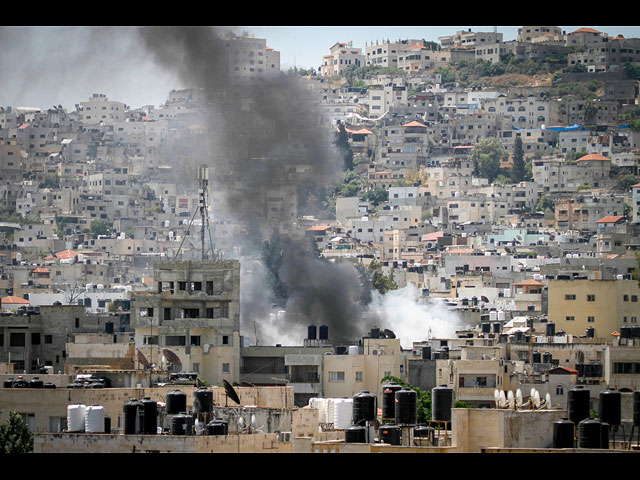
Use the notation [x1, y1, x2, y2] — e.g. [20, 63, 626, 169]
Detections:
[532, 155, 612, 194]
[548, 279, 640, 337]
[131, 260, 241, 386]
[517, 26, 564, 43]
[438, 30, 503, 49]
[321, 42, 364, 76]
[222, 32, 281, 82]
[79, 94, 126, 125]
[568, 37, 640, 72]
[365, 39, 423, 69]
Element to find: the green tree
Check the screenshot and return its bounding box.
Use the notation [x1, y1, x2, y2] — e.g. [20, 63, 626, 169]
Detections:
[361, 187, 388, 207]
[0, 411, 34, 453]
[368, 260, 398, 295]
[90, 219, 110, 237]
[334, 123, 354, 171]
[511, 136, 526, 183]
[471, 138, 507, 183]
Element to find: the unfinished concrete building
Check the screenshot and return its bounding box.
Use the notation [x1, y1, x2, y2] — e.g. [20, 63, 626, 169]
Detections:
[131, 260, 241, 386]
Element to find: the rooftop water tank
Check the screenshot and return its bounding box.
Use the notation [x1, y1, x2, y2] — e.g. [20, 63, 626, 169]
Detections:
[85, 405, 105, 433]
[67, 404, 86, 432]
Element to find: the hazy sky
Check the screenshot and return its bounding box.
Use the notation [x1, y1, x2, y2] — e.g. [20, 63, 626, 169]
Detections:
[2, 26, 639, 112]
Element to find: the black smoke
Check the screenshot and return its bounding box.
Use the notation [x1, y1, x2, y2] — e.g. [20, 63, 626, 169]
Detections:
[135, 26, 376, 344]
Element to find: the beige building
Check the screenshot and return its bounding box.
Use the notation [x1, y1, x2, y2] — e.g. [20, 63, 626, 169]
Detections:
[131, 260, 241, 386]
[548, 279, 640, 337]
[322, 338, 406, 400]
[321, 42, 364, 76]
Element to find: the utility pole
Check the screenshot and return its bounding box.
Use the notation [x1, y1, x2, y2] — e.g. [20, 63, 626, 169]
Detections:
[198, 164, 209, 261]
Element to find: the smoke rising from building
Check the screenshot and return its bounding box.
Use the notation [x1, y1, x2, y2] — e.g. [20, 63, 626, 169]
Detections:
[136, 26, 467, 347]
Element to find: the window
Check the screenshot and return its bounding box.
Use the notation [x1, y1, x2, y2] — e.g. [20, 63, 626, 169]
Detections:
[556, 386, 564, 396]
[587, 294, 596, 302]
[566, 316, 575, 321]
[222, 335, 229, 345]
[565, 294, 576, 300]
[10, 332, 25, 347]
[49, 416, 67, 433]
[190, 336, 201, 346]
[45, 335, 53, 344]
[355, 371, 363, 382]
[31, 333, 41, 345]
[329, 371, 345, 382]
[587, 316, 595, 323]
[222, 363, 230, 374]
[633, 296, 638, 303]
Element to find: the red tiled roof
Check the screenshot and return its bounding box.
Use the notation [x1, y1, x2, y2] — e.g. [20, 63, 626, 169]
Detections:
[570, 27, 601, 34]
[576, 153, 610, 162]
[596, 215, 623, 224]
[1, 296, 29, 304]
[55, 249, 78, 259]
[31, 267, 50, 273]
[403, 121, 427, 128]
[344, 127, 373, 135]
[306, 225, 331, 231]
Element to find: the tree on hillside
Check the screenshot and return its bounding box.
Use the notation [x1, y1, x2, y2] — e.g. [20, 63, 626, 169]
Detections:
[511, 136, 526, 183]
[0, 411, 33, 453]
[334, 123, 354, 171]
[471, 138, 508, 183]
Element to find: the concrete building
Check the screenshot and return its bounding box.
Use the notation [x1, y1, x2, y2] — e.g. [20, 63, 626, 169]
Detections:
[79, 94, 126, 125]
[321, 42, 364, 77]
[548, 278, 640, 337]
[131, 260, 241, 386]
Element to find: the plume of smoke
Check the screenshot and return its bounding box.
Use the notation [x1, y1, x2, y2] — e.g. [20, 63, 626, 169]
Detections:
[366, 284, 466, 349]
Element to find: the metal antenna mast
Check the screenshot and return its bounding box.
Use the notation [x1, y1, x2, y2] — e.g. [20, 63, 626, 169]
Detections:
[198, 164, 209, 261]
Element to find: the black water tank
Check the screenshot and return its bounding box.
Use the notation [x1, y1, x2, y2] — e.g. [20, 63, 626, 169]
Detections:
[370, 327, 380, 339]
[586, 327, 595, 338]
[104, 416, 111, 434]
[43, 382, 56, 389]
[432, 385, 454, 423]
[634, 391, 640, 426]
[141, 397, 157, 434]
[533, 351, 541, 363]
[413, 425, 433, 438]
[123, 398, 141, 434]
[568, 386, 590, 425]
[308, 325, 317, 340]
[193, 388, 213, 414]
[380, 424, 401, 445]
[543, 352, 552, 364]
[600, 422, 609, 449]
[3, 379, 13, 388]
[382, 383, 402, 421]
[578, 418, 602, 448]
[395, 388, 417, 425]
[206, 419, 228, 435]
[421, 345, 432, 360]
[620, 326, 633, 339]
[492, 322, 501, 334]
[344, 425, 367, 443]
[171, 414, 192, 435]
[481, 322, 491, 333]
[166, 390, 187, 415]
[352, 391, 376, 425]
[319, 325, 329, 340]
[546, 322, 555, 337]
[553, 418, 575, 448]
[599, 388, 621, 426]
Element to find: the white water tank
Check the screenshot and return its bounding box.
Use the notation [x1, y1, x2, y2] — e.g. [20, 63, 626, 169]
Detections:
[348, 345, 359, 355]
[67, 404, 86, 432]
[309, 398, 328, 423]
[489, 311, 498, 321]
[85, 405, 105, 433]
[331, 398, 353, 430]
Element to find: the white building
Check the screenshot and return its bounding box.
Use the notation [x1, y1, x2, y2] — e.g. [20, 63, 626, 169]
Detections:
[79, 94, 126, 125]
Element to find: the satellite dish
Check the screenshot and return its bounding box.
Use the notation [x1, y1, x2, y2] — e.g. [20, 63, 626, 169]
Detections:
[499, 390, 506, 408]
[494, 389, 500, 407]
[534, 390, 541, 408]
[516, 389, 523, 407]
[481, 296, 489, 303]
[507, 390, 514, 407]
[136, 349, 151, 369]
[545, 393, 551, 409]
[223, 379, 241, 406]
[383, 329, 396, 339]
[162, 348, 182, 367]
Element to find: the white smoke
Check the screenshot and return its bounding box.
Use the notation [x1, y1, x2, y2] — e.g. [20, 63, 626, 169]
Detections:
[367, 284, 467, 349]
